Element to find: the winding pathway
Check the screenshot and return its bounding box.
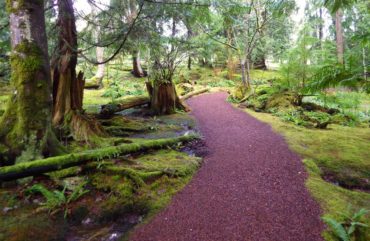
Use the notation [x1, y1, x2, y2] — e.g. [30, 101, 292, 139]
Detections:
[130, 92, 324, 241]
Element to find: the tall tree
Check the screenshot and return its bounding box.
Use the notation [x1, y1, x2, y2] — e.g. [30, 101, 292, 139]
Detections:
[52, 0, 105, 143]
[324, 0, 356, 65]
[335, 9, 344, 64]
[0, 0, 63, 164]
[91, 5, 105, 88]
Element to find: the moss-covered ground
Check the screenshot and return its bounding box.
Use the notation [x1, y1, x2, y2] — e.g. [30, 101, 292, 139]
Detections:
[243, 109, 370, 240]
[0, 66, 203, 240]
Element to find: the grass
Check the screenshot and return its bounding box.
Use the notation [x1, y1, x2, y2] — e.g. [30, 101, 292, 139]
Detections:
[243, 109, 370, 240]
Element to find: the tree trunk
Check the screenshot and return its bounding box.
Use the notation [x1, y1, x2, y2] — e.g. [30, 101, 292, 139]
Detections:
[240, 60, 247, 87]
[362, 47, 367, 81]
[147, 81, 189, 115]
[84, 4, 105, 89]
[132, 50, 145, 77]
[246, 58, 251, 87]
[93, 46, 105, 87]
[335, 10, 344, 65]
[226, 28, 236, 79]
[52, 0, 105, 143]
[253, 57, 267, 70]
[0, 0, 64, 164]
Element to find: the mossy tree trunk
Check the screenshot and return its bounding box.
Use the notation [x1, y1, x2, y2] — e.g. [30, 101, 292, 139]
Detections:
[52, 0, 105, 143]
[0, 0, 64, 164]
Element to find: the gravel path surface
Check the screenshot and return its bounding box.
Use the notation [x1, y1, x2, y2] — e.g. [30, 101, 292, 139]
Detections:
[130, 92, 324, 241]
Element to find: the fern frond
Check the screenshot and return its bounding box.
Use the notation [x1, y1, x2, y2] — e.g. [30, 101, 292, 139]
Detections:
[323, 217, 350, 241]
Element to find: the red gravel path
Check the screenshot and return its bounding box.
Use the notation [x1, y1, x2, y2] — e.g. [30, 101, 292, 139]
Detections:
[130, 92, 324, 241]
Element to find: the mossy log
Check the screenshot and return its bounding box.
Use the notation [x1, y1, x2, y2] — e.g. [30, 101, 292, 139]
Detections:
[0, 134, 198, 181]
[100, 96, 150, 117]
[180, 88, 210, 101]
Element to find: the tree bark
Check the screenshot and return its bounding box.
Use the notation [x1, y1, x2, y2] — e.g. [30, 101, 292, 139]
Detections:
[132, 49, 145, 77]
[52, 0, 105, 143]
[93, 46, 105, 87]
[335, 10, 344, 65]
[0, 0, 64, 164]
[92, 5, 105, 88]
[147, 81, 189, 115]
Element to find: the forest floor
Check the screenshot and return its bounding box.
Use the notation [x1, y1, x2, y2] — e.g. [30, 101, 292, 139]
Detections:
[1, 67, 369, 240]
[130, 92, 324, 241]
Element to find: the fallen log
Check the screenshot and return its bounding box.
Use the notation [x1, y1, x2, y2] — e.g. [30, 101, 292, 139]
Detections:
[100, 95, 150, 117]
[0, 134, 198, 181]
[99, 89, 209, 117]
[180, 88, 210, 101]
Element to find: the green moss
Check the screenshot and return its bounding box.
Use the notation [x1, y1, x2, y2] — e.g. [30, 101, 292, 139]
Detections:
[102, 116, 149, 133]
[6, 0, 43, 13]
[265, 91, 298, 110]
[0, 134, 199, 180]
[0, 39, 52, 160]
[304, 159, 370, 240]
[135, 150, 201, 177]
[232, 84, 250, 101]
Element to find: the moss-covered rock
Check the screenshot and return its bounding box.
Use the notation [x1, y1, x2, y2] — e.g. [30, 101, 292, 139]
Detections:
[265, 91, 299, 110]
[232, 84, 250, 101]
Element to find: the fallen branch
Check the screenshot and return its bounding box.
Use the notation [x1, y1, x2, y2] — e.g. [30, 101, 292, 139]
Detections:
[0, 134, 198, 181]
[180, 88, 209, 101]
[100, 95, 150, 117]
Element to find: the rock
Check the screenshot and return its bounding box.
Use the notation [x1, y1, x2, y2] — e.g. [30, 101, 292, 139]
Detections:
[3, 207, 13, 213]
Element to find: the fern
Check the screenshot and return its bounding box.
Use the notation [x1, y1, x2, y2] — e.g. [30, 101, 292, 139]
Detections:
[306, 65, 363, 93]
[26, 182, 89, 218]
[323, 208, 369, 241]
[323, 217, 350, 241]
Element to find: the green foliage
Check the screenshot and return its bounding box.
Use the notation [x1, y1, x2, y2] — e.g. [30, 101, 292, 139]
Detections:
[324, 0, 357, 13]
[323, 208, 369, 241]
[306, 92, 370, 126]
[26, 182, 89, 218]
[102, 79, 144, 102]
[307, 65, 363, 92]
[102, 79, 126, 102]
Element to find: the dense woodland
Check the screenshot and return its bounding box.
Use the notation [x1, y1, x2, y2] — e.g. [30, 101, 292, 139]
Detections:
[0, 0, 369, 241]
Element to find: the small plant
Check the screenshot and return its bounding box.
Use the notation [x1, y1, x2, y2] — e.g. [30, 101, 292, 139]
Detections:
[323, 208, 369, 241]
[26, 182, 89, 218]
[102, 79, 125, 102]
